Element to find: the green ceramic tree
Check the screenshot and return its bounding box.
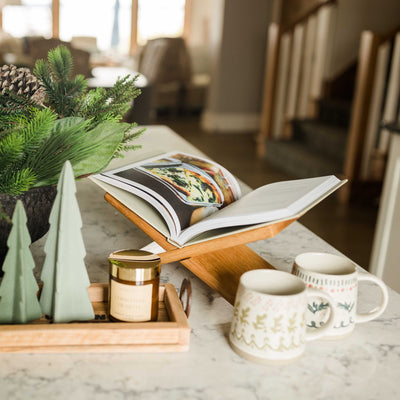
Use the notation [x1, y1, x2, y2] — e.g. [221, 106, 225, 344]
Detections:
[39, 160, 94, 323]
[0, 200, 42, 323]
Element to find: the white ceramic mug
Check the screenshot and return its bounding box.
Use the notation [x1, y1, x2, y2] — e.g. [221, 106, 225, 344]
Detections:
[292, 252, 389, 338]
[229, 269, 336, 364]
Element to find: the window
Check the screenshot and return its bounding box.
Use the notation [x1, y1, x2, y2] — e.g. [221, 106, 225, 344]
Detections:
[2, 0, 52, 38]
[137, 0, 186, 45]
[1, 0, 189, 55]
[59, 0, 132, 53]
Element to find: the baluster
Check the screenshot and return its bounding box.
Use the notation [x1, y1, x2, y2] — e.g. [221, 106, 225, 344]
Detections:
[310, 5, 335, 113]
[361, 41, 391, 180]
[297, 15, 317, 118]
[258, 23, 280, 156]
[285, 23, 305, 130]
[340, 31, 379, 204]
[271, 32, 292, 139]
[379, 32, 400, 152]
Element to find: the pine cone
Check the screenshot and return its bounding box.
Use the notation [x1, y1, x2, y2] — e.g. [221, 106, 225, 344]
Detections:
[30, 86, 46, 106]
[0, 64, 44, 100]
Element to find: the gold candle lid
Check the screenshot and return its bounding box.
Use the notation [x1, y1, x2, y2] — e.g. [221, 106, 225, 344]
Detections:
[109, 249, 160, 282]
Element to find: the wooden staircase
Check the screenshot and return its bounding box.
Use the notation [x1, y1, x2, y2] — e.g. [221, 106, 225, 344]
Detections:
[258, 1, 400, 204]
[265, 99, 351, 178]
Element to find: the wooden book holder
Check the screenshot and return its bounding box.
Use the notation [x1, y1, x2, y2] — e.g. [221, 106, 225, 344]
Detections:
[105, 193, 297, 304]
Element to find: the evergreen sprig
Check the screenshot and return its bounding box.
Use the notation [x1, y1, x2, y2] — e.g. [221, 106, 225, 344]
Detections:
[31, 45, 143, 157]
[0, 91, 41, 128]
[0, 168, 37, 196]
[0, 109, 56, 194]
[77, 75, 141, 128]
[115, 123, 145, 157]
[33, 45, 87, 117]
[0, 108, 130, 194]
[0, 45, 143, 196]
[33, 45, 141, 128]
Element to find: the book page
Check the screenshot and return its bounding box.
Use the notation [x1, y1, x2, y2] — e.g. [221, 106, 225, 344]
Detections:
[94, 152, 241, 235]
[177, 176, 344, 245]
[89, 177, 173, 239]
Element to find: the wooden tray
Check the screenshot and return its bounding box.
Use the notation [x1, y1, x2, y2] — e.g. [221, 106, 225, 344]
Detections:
[0, 283, 190, 353]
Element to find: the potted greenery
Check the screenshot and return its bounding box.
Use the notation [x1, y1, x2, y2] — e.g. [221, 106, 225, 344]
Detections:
[0, 45, 143, 263]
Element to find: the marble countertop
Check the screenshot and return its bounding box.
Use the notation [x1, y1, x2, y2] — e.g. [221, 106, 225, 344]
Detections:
[1, 126, 399, 400]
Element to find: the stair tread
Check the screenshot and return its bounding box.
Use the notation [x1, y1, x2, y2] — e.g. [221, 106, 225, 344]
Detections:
[316, 98, 352, 127]
[318, 98, 352, 110]
[292, 119, 347, 162]
[268, 140, 342, 164]
[293, 119, 348, 136]
[265, 140, 342, 178]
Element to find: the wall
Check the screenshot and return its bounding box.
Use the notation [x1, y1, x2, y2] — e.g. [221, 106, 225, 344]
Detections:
[200, 0, 400, 133]
[278, 0, 326, 27]
[329, 0, 400, 79]
[187, 0, 213, 47]
[201, 0, 273, 133]
[186, 0, 213, 75]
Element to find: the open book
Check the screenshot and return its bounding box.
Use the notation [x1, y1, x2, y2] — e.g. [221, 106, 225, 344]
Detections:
[92, 151, 346, 247]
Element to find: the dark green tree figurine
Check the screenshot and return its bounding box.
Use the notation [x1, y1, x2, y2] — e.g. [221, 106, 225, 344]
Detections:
[0, 200, 42, 323]
[39, 160, 94, 323]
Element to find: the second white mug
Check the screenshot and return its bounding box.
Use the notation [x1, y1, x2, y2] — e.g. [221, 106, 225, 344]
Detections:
[292, 252, 389, 338]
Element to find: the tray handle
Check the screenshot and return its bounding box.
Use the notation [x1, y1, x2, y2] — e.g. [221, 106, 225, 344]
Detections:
[179, 278, 192, 317]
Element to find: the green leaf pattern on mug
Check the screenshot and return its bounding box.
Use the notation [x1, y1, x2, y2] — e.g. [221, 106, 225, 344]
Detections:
[307, 320, 320, 329]
[293, 263, 361, 334]
[337, 301, 355, 312]
[307, 301, 355, 329]
[307, 301, 330, 329]
[308, 302, 329, 314]
[337, 318, 355, 328]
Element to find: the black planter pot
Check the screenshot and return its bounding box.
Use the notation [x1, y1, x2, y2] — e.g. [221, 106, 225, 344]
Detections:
[0, 185, 57, 266]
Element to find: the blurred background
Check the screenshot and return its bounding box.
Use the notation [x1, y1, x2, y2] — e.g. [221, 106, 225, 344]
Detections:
[1, 0, 400, 282]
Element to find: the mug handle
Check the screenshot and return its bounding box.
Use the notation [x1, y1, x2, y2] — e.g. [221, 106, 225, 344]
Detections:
[305, 288, 336, 341]
[355, 273, 389, 323]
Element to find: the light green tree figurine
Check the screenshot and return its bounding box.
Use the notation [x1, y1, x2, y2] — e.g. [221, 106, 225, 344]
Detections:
[39, 160, 94, 323]
[0, 200, 42, 323]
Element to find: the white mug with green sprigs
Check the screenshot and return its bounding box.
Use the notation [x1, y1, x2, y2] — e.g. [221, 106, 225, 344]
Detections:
[292, 252, 389, 338]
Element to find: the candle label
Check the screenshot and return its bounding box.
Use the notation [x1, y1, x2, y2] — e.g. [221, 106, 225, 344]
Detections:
[110, 280, 153, 321]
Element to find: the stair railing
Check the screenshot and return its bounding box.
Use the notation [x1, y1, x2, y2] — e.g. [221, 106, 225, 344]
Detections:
[340, 26, 400, 203]
[257, 0, 337, 157]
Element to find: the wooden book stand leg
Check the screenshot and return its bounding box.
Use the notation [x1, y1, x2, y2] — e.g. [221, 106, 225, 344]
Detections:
[105, 194, 296, 304]
[180, 245, 274, 304]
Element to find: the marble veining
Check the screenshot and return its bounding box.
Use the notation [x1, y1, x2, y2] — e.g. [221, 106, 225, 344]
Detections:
[0, 126, 399, 400]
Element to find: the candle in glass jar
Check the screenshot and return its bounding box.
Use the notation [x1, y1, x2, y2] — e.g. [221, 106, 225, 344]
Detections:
[108, 250, 160, 322]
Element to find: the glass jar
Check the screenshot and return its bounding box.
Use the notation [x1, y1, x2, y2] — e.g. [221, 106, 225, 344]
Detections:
[108, 249, 160, 322]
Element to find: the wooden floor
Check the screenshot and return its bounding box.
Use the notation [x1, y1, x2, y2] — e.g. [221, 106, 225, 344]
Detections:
[156, 113, 379, 270]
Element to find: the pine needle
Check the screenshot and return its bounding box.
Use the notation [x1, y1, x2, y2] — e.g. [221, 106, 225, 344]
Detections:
[0, 45, 143, 195]
[47, 45, 73, 81]
[0, 168, 37, 195]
